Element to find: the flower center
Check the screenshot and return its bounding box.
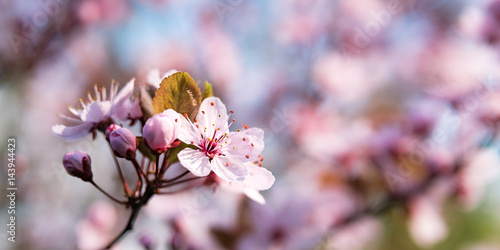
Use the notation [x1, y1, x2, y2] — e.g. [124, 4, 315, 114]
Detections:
[199, 129, 227, 160]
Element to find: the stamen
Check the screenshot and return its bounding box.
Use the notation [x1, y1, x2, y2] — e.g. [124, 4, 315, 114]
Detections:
[211, 102, 215, 106]
[226, 162, 229, 167]
[245, 155, 250, 159]
[230, 110, 234, 114]
[202, 111, 205, 114]
[251, 143, 254, 147]
[101, 87, 107, 101]
[94, 85, 101, 101]
[79, 99, 86, 108]
[243, 138, 246, 141]
[243, 123, 249, 129]
[87, 92, 93, 102]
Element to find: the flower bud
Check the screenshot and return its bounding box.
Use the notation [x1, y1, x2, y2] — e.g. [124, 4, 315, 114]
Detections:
[63, 151, 93, 181]
[143, 109, 181, 154]
[105, 124, 122, 140]
[109, 127, 138, 160]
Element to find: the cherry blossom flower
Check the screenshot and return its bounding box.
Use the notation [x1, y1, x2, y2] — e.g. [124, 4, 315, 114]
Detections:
[177, 97, 265, 183]
[52, 79, 142, 140]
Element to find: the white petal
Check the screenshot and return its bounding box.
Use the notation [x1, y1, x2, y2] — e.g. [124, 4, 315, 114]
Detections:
[243, 163, 275, 191]
[196, 97, 229, 139]
[111, 78, 142, 121]
[178, 148, 211, 177]
[210, 155, 248, 182]
[113, 78, 134, 105]
[225, 128, 265, 161]
[52, 123, 94, 140]
[147, 69, 161, 89]
[243, 188, 266, 204]
[178, 115, 201, 145]
[408, 196, 448, 248]
[80, 101, 112, 123]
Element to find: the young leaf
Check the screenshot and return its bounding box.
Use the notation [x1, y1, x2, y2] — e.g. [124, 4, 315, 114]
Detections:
[152, 72, 201, 120]
[202, 81, 213, 100]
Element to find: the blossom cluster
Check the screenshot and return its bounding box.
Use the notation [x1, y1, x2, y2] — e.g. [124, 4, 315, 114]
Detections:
[52, 71, 274, 248]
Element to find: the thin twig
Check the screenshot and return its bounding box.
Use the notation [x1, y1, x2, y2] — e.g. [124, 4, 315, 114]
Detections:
[160, 170, 190, 184]
[89, 180, 127, 205]
[159, 176, 203, 189]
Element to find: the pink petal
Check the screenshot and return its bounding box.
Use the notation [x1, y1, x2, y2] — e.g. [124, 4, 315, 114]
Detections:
[243, 189, 266, 204]
[52, 123, 94, 140]
[210, 155, 248, 182]
[243, 163, 275, 191]
[196, 97, 229, 139]
[226, 128, 265, 161]
[178, 113, 202, 145]
[178, 148, 211, 177]
[408, 196, 448, 248]
[81, 101, 112, 123]
[111, 78, 142, 120]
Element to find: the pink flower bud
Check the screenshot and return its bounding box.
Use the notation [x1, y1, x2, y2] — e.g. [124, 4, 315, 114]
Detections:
[105, 124, 122, 140]
[109, 127, 138, 160]
[142, 109, 181, 154]
[63, 151, 93, 181]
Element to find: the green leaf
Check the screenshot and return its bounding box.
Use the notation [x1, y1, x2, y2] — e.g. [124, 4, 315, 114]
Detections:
[201, 81, 213, 100]
[152, 72, 201, 120]
[137, 137, 155, 161]
[139, 86, 154, 122]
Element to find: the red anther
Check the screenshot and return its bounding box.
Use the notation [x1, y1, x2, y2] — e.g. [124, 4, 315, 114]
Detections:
[246, 155, 250, 159]
[258, 163, 262, 167]
[232, 119, 235, 122]
[184, 113, 188, 118]
[243, 123, 249, 129]
[211, 102, 215, 106]
[230, 110, 234, 114]
[251, 143, 254, 147]
[202, 111, 205, 114]
[226, 162, 229, 167]
[175, 118, 178, 122]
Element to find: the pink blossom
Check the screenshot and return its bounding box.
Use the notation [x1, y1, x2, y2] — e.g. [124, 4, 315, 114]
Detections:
[52, 79, 142, 140]
[142, 109, 181, 154]
[177, 97, 266, 183]
[62, 151, 93, 182]
[109, 127, 138, 160]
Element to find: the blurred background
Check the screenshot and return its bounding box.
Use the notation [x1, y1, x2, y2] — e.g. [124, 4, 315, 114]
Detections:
[2, 0, 500, 249]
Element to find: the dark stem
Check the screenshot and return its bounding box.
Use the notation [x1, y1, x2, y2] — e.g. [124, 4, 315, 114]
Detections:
[159, 176, 203, 189]
[89, 180, 127, 205]
[159, 150, 171, 177]
[105, 186, 156, 249]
